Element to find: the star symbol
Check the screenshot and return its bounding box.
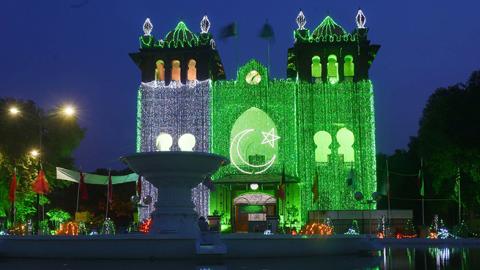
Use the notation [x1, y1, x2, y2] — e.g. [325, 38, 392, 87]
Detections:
[261, 128, 280, 148]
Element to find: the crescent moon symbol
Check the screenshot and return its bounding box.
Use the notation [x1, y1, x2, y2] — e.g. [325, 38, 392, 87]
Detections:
[229, 128, 277, 174]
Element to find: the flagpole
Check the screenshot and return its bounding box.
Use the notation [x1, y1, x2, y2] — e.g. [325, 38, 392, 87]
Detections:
[421, 158, 425, 226]
[75, 172, 81, 215]
[267, 39, 270, 75]
[386, 158, 391, 224]
[457, 168, 461, 224]
[105, 169, 110, 219]
[36, 164, 42, 235]
[11, 167, 17, 226]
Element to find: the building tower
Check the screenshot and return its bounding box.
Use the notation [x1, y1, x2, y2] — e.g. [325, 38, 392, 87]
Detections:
[287, 10, 380, 214]
[130, 17, 225, 219]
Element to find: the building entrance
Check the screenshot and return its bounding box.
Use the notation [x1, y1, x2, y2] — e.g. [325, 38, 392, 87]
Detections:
[233, 193, 276, 233]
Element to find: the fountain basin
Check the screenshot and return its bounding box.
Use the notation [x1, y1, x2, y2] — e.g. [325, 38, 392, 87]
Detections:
[120, 151, 228, 187]
[121, 151, 228, 236]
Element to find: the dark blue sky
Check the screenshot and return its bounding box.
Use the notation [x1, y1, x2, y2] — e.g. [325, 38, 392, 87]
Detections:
[1, 0, 478, 171]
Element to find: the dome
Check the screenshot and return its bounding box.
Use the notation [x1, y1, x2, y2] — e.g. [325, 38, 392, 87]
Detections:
[312, 16, 347, 39]
[164, 21, 199, 48]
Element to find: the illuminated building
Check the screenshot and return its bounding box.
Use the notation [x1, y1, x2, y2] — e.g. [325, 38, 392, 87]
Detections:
[130, 10, 380, 231]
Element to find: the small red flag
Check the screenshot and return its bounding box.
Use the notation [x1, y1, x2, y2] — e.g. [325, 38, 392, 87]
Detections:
[8, 171, 17, 202]
[79, 172, 89, 200]
[136, 175, 142, 196]
[107, 171, 113, 204]
[32, 169, 49, 194]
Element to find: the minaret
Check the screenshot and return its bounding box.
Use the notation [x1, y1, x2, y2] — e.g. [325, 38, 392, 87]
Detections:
[287, 10, 380, 211]
[129, 16, 225, 219]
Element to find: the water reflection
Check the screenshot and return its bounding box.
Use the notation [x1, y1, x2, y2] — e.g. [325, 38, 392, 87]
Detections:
[380, 247, 474, 270]
[0, 248, 477, 269]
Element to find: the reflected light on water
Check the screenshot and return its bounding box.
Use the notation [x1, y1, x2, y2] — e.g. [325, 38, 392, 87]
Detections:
[429, 248, 451, 268]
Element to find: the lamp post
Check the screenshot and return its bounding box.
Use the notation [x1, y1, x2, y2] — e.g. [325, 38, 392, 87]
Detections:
[7, 103, 78, 234]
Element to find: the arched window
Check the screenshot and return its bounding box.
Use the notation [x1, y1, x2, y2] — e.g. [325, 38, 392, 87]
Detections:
[336, 128, 354, 162]
[155, 60, 165, 81]
[311, 56, 322, 83]
[327, 55, 339, 84]
[171, 60, 181, 81]
[313, 130, 332, 162]
[344, 55, 354, 82]
[187, 59, 197, 81]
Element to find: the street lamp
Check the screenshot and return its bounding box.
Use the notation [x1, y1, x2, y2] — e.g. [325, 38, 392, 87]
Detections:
[29, 149, 40, 158]
[61, 104, 76, 118]
[5, 102, 79, 235]
[8, 106, 20, 116]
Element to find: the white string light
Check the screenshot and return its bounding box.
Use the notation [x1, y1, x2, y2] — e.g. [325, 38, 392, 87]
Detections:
[356, 9, 366, 29]
[200, 15, 211, 34]
[138, 79, 211, 219]
[143, 18, 153, 36]
[296, 10, 306, 30]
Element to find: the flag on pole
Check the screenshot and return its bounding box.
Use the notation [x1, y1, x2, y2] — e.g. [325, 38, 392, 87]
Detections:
[259, 20, 275, 41]
[8, 171, 17, 203]
[136, 174, 142, 196]
[32, 169, 49, 194]
[277, 166, 286, 200]
[79, 171, 88, 200]
[219, 22, 237, 39]
[107, 171, 113, 204]
[418, 160, 424, 197]
[311, 169, 319, 203]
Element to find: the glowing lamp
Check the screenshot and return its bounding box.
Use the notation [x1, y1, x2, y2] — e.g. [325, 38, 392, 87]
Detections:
[30, 149, 40, 158]
[61, 105, 76, 117]
[156, 133, 173, 151]
[8, 106, 20, 116]
[178, 133, 196, 151]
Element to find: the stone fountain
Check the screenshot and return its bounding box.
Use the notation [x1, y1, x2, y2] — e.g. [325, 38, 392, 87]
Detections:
[120, 151, 228, 237]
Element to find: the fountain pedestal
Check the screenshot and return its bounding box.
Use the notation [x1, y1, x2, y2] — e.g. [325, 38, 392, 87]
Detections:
[121, 151, 227, 237]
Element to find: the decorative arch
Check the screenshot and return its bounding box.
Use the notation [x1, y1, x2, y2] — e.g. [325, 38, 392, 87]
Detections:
[187, 59, 197, 81]
[229, 107, 279, 174]
[171, 60, 181, 81]
[327, 54, 339, 84]
[344, 55, 354, 81]
[234, 193, 276, 205]
[155, 60, 165, 81]
[336, 127, 355, 162]
[311, 55, 322, 82]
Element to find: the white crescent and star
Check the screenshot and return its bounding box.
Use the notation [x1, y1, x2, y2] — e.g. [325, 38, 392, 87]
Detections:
[261, 128, 280, 147]
[230, 128, 280, 174]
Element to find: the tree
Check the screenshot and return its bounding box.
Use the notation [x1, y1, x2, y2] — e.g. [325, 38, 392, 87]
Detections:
[0, 98, 85, 223]
[417, 71, 480, 218]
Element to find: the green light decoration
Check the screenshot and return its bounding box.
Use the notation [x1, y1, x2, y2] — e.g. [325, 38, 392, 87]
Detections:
[311, 56, 322, 80]
[132, 14, 379, 229]
[344, 55, 355, 78]
[164, 21, 199, 48]
[209, 60, 377, 226]
[294, 15, 357, 43]
[139, 20, 214, 49]
[312, 16, 347, 38]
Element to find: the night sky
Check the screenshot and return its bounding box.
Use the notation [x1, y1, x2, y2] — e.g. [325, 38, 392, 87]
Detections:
[0, 0, 478, 171]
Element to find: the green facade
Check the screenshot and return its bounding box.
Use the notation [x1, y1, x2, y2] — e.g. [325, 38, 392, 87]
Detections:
[209, 60, 377, 229]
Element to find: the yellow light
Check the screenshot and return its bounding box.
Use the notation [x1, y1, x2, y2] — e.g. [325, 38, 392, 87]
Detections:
[61, 105, 76, 117]
[30, 149, 40, 158]
[8, 106, 20, 116]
